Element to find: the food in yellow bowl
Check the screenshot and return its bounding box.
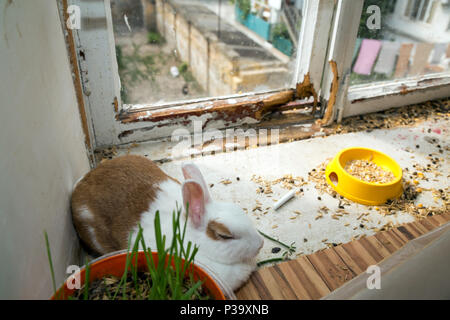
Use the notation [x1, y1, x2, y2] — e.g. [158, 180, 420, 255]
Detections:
[325, 147, 403, 206]
[344, 159, 396, 184]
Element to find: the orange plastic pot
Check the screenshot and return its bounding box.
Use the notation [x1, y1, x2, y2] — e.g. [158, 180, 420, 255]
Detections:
[51, 251, 226, 300]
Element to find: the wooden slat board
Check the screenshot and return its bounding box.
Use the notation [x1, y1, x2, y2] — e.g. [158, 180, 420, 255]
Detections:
[236, 214, 450, 300]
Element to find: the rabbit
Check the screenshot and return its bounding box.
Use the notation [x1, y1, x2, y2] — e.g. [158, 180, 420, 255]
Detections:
[71, 155, 264, 291]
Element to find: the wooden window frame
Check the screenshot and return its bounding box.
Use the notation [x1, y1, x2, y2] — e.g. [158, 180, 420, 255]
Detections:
[66, 0, 450, 151]
[338, 0, 450, 120]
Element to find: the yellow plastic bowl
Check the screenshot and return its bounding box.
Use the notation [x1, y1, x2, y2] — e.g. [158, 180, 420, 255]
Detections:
[325, 147, 403, 206]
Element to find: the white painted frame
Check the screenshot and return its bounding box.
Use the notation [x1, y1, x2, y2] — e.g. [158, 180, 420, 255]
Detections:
[294, 0, 335, 92]
[70, 0, 336, 148]
[69, 0, 122, 148]
[320, 0, 365, 124]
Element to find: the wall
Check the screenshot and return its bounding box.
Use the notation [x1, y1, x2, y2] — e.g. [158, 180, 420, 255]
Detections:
[0, 0, 91, 299]
[142, 0, 157, 32]
[155, 0, 285, 97]
[156, 0, 237, 96]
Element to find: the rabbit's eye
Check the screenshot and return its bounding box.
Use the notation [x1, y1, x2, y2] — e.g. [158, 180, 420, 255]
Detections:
[207, 220, 234, 240]
[217, 233, 234, 240]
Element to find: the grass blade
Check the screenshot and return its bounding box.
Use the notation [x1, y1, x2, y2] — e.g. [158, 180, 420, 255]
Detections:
[258, 230, 295, 253]
[44, 231, 57, 297]
[180, 280, 203, 300]
[83, 257, 90, 300]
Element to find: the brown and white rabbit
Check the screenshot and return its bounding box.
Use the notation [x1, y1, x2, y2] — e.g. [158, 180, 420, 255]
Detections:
[71, 155, 264, 291]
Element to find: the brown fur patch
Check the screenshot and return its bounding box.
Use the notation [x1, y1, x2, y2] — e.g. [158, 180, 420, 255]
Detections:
[206, 220, 233, 240]
[71, 155, 178, 255]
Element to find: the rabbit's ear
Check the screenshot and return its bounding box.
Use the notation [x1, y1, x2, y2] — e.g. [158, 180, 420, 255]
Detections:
[181, 163, 211, 202]
[182, 180, 206, 228]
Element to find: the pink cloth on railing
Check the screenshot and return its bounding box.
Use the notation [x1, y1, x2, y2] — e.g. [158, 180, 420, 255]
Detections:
[353, 39, 382, 75]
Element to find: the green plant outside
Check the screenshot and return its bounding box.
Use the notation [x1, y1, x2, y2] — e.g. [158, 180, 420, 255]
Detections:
[232, 0, 251, 20]
[271, 23, 290, 41]
[147, 31, 165, 45]
[115, 43, 160, 104]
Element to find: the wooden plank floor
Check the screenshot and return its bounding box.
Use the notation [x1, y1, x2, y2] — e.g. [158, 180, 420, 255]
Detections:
[236, 213, 450, 300]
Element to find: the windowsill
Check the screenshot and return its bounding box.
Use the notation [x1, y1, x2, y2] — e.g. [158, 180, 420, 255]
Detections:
[117, 89, 299, 124]
[348, 73, 450, 103]
[97, 98, 449, 263]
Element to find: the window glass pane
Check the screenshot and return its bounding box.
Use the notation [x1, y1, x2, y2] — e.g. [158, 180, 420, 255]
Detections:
[350, 0, 450, 86]
[111, 0, 302, 105]
[404, 0, 413, 17]
[426, 0, 439, 23]
[418, 0, 430, 21]
[411, 0, 421, 19]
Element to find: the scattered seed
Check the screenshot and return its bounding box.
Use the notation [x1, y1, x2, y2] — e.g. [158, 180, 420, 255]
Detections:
[271, 247, 281, 254]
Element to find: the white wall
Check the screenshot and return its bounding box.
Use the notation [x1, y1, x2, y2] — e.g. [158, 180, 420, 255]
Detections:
[0, 0, 91, 299]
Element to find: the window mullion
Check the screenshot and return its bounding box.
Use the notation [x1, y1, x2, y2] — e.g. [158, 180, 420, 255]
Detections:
[72, 0, 122, 148]
[319, 0, 364, 125]
[294, 0, 335, 97]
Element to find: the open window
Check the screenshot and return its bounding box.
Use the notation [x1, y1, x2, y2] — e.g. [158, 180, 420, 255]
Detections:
[63, 0, 450, 152]
[345, 0, 450, 118]
[404, 0, 437, 22]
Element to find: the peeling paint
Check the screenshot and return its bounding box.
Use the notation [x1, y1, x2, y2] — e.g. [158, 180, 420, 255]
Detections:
[118, 129, 134, 139]
[320, 60, 339, 126]
[118, 90, 295, 126]
[399, 84, 410, 95]
[295, 73, 318, 115]
[61, 0, 92, 152]
[116, 114, 261, 145]
[113, 96, 118, 113]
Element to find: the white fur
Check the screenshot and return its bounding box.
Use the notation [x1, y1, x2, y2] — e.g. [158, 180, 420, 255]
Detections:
[76, 205, 94, 222]
[131, 175, 264, 291]
[73, 174, 86, 191]
[87, 225, 106, 254]
[74, 205, 105, 254]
